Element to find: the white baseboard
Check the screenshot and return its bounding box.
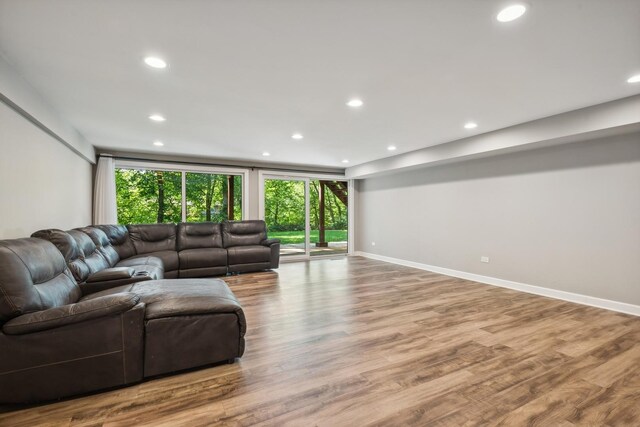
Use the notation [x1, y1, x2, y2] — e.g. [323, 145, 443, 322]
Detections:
[353, 251, 640, 317]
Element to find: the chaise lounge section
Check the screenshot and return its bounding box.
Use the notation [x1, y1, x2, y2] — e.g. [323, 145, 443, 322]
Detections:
[0, 238, 246, 403]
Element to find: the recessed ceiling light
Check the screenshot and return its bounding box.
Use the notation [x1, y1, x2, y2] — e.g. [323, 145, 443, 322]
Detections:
[149, 114, 166, 122]
[292, 133, 304, 140]
[262, 152, 270, 157]
[346, 99, 364, 107]
[144, 56, 167, 69]
[153, 141, 164, 146]
[497, 4, 527, 22]
[342, 159, 349, 164]
[464, 122, 478, 129]
[628, 74, 640, 83]
[387, 145, 397, 151]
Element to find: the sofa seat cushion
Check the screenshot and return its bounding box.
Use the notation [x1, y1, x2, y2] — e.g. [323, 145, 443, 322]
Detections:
[227, 245, 271, 265]
[126, 251, 179, 273]
[179, 248, 227, 270]
[81, 279, 244, 322]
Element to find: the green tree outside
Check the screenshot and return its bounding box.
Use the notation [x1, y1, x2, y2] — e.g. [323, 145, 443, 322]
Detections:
[263, 179, 348, 238]
[115, 169, 242, 224]
[185, 173, 242, 222]
[115, 169, 182, 224]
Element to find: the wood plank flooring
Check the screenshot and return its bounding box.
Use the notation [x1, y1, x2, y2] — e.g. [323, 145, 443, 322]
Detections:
[1, 256, 639, 426]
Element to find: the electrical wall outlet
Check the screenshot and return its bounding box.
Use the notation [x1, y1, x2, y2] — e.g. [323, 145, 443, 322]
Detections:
[481, 256, 490, 263]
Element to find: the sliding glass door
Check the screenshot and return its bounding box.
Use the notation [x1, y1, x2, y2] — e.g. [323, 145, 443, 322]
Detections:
[262, 176, 309, 258]
[310, 180, 348, 256]
[260, 172, 350, 259]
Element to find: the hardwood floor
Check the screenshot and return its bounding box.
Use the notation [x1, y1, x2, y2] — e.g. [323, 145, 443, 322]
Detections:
[1, 256, 639, 426]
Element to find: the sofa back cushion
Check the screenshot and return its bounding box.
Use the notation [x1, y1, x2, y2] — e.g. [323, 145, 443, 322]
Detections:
[177, 222, 223, 251]
[31, 229, 91, 283]
[128, 224, 177, 254]
[222, 220, 267, 248]
[94, 224, 136, 260]
[76, 227, 120, 268]
[0, 238, 80, 322]
[70, 229, 112, 273]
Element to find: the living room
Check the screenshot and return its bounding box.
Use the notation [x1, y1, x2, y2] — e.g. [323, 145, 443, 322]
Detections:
[0, 1, 639, 425]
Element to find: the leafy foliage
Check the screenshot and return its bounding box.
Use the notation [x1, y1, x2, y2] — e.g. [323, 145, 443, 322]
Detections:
[115, 169, 182, 224]
[185, 173, 242, 222]
[264, 180, 305, 231]
[264, 179, 347, 232]
[115, 169, 242, 224]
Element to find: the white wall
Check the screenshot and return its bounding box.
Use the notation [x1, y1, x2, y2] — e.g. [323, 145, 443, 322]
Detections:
[0, 101, 93, 238]
[0, 54, 94, 162]
[356, 133, 640, 306]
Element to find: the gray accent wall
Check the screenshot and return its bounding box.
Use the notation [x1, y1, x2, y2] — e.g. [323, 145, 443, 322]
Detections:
[0, 101, 92, 238]
[355, 132, 640, 305]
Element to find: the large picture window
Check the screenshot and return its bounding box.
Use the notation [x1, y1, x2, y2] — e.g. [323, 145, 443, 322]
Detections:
[115, 163, 246, 225]
[185, 173, 242, 222]
[115, 169, 182, 224]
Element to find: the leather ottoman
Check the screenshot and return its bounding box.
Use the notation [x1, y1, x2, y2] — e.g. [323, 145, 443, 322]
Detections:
[82, 278, 246, 377]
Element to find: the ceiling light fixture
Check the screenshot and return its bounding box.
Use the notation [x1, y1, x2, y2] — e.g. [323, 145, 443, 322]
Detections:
[149, 114, 166, 122]
[292, 133, 304, 140]
[262, 152, 270, 157]
[497, 4, 527, 22]
[387, 145, 397, 151]
[627, 74, 640, 83]
[342, 159, 349, 164]
[144, 56, 167, 69]
[346, 99, 364, 107]
[153, 141, 164, 146]
[464, 122, 478, 129]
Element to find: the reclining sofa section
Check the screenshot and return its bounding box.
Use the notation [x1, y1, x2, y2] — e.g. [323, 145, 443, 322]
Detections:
[95, 220, 281, 278]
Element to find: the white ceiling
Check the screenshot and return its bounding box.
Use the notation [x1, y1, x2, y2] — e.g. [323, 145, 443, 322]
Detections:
[0, 0, 639, 168]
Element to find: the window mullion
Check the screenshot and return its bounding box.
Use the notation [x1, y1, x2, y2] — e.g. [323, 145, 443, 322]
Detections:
[181, 171, 186, 222]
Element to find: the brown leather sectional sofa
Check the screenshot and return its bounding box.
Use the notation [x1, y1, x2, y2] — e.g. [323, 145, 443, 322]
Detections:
[0, 220, 279, 403]
[94, 220, 281, 279]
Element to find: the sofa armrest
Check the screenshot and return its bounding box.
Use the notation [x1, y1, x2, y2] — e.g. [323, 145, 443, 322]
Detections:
[265, 240, 280, 269]
[86, 267, 134, 283]
[81, 268, 154, 296]
[261, 238, 280, 246]
[2, 293, 140, 335]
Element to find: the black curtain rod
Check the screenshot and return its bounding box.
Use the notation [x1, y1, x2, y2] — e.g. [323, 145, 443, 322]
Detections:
[98, 153, 345, 175]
